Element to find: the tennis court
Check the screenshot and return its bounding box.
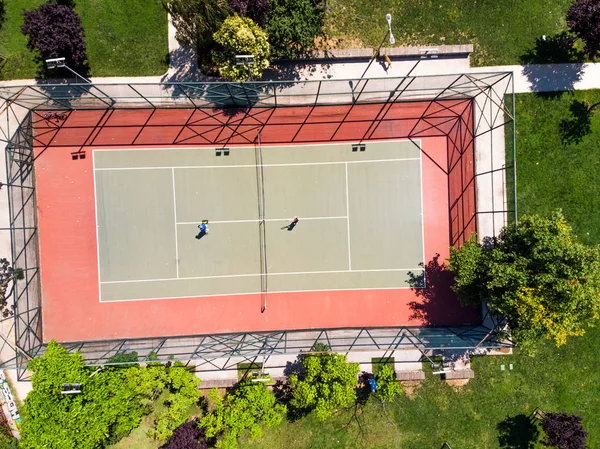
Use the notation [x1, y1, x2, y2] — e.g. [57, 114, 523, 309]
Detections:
[94, 140, 425, 302]
[31, 99, 480, 343]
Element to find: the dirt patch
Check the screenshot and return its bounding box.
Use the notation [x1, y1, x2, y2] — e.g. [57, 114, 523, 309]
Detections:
[314, 35, 365, 51]
[399, 380, 421, 399]
[446, 378, 470, 390]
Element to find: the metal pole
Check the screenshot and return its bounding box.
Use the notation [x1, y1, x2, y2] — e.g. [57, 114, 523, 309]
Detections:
[358, 13, 395, 82]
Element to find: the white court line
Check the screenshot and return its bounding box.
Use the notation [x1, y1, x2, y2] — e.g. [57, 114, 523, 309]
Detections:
[171, 168, 180, 278]
[101, 285, 420, 303]
[92, 151, 102, 302]
[345, 163, 352, 270]
[91, 138, 423, 152]
[93, 157, 421, 171]
[176, 216, 347, 225]
[100, 267, 423, 285]
[419, 149, 427, 289]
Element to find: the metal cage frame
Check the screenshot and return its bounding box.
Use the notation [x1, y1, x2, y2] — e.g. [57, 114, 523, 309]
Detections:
[0, 72, 516, 379]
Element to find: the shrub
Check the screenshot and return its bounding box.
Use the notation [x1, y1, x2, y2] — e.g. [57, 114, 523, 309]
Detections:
[374, 365, 402, 403]
[289, 352, 359, 420]
[148, 363, 202, 441]
[200, 382, 285, 449]
[21, 3, 87, 69]
[212, 14, 270, 81]
[266, 0, 324, 58]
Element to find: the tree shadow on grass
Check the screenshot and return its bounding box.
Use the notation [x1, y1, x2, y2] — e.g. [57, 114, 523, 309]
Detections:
[520, 32, 585, 99]
[406, 254, 479, 325]
[497, 414, 540, 449]
[560, 99, 600, 145]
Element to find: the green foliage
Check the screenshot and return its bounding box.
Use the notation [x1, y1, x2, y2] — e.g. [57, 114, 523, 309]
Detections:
[162, 0, 230, 51]
[20, 340, 169, 449]
[0, 432, 19, 449]
[148, 362, 201, 441]
[200, 382, 285, 449]
[212, 14, 269, 81]
[373, 365, 402, 403]
[289, 352, 359, 421]
[448, 211, 600, 349]
[107, 351, 139, 366]
[265, 0, 324, 58]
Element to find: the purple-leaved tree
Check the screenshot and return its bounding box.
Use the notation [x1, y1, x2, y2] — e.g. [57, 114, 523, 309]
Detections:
[567, 0, 600, 59]
[21, 3, 87, 68]
[161, 420, 207, 449]
[541, 413, 587, 449]
[228, 0, 270, 26]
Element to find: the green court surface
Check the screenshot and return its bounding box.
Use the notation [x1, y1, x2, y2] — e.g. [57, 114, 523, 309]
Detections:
[93, 141, 425, 302]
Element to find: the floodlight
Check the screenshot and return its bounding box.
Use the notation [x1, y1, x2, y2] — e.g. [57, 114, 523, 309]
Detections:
[45, 57, 66, 69]
[235, 55, 255, 66]
[386, 14, 395, 44]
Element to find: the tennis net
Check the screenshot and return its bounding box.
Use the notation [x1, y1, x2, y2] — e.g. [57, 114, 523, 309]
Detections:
[255, 132, 268, 310]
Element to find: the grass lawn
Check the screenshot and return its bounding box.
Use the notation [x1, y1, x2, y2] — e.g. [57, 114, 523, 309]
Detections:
[514, 90, 600, 245]
[324, 0, 573, 66]
[236, 333, 600, 449]
[0, 0, 168, 80]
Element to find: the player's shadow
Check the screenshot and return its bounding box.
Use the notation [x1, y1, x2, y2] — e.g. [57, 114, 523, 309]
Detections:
[406, 254, 479, 325]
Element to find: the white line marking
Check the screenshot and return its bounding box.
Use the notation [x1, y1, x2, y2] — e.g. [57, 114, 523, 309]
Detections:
[93, 151, 102, 302]
[345, 163, 352, 270]
[99, 267, 423, 285]
[100, 285, 422, 303]
[171, 168, 179, 278]
[176, 216, 347, 225]
[419, 146, 427, 289]
[93, 157, 421, 171]
[91, 138, 418, 152]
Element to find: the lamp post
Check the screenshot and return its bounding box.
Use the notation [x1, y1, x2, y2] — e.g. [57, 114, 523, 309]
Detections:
[358, 14, 395, 82]
[45, 57, 91, 84]
[45, 57, 114, 105]
[235, 54, 255, 81]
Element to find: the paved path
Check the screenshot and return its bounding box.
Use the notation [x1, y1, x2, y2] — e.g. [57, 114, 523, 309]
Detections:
[470, 62, 600, 93]
[3, 60, 600, 95]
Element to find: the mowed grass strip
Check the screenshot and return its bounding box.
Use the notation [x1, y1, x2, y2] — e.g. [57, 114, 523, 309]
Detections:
[0, 0, 168, 80]
[324, 0, 573, 66]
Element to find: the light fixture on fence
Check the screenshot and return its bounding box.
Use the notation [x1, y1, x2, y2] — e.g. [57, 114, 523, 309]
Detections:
[45, 57, 66, 69]
[235, 54, 255, 81]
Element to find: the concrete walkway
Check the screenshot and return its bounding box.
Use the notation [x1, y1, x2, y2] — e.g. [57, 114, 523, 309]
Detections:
[470, 62, 600, 93]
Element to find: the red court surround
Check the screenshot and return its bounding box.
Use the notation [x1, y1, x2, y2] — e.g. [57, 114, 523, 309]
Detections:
[33, 101, 479, 342]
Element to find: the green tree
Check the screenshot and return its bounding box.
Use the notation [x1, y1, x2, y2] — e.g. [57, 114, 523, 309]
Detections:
[200, 381, 285, 449]
[448, 211, 600, 350]
[374, 365, 402, 403]
[20, 341, 169, 449]
[265, 0, 324, 58]
[212, 14, 270, 81]
[289, 352, 359, 421]
[162, 0, 231, 52]
[148, 362, 201, 441]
